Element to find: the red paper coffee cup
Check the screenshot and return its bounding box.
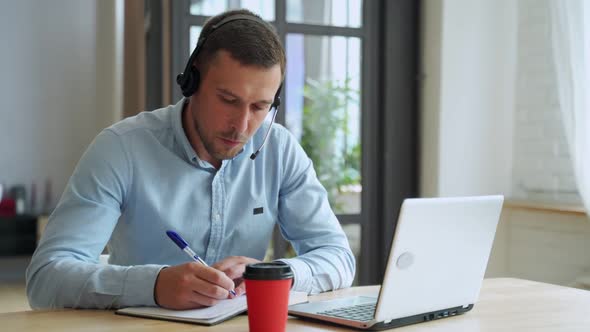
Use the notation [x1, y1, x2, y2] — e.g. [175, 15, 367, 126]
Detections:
[243, 262, 293, 332]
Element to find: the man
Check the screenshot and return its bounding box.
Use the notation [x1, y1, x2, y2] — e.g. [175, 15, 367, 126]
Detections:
[26, 9, 355, 310]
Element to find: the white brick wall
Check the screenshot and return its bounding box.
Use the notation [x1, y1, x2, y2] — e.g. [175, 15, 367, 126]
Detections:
[511, 0, 581, 205]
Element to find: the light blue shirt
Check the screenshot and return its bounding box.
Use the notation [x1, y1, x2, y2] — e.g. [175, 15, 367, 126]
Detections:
[26, 99, 355, 309]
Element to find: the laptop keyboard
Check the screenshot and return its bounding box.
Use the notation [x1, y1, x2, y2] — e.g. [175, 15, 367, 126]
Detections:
[317, 302, 376, 322]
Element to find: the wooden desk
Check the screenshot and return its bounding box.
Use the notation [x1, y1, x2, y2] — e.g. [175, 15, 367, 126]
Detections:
[2, 278, 589, 331]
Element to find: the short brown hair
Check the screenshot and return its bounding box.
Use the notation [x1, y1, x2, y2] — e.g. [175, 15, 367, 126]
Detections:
[195, 9, 285, 78]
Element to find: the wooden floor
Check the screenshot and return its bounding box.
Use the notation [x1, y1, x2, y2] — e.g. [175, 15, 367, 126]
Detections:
[0, 283, 29, 313]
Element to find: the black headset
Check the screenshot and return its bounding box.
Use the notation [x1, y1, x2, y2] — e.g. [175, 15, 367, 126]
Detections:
[176, 13, 282, 109]
[176, 13, 283, 160]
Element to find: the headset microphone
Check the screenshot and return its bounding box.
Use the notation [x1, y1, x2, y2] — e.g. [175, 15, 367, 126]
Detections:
[250, 99, 280, 160]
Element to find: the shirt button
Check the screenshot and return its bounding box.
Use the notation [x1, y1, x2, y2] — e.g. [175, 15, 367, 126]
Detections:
[213, 213, 220, 221]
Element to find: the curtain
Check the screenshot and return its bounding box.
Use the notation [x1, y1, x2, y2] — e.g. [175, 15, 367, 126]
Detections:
[550, 1, 590, 214]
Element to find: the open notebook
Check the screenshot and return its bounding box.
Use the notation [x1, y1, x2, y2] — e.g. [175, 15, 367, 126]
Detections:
[116, 291, 308, 326]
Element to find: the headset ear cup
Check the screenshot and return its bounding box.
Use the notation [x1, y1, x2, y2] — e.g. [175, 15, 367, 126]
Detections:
[272, 83, 283, 109]
[182, 67, 201, 97]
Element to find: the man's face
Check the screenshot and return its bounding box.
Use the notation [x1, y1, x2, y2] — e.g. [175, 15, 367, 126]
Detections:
[188, 50, 282, 166]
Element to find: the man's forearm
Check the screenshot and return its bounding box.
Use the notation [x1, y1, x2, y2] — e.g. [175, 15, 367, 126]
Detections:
[278, 245, 356, 294]
[26, 256, 165, 309]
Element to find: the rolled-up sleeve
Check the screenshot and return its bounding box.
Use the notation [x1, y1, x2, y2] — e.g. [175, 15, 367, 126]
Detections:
[26, 130, 166, 309]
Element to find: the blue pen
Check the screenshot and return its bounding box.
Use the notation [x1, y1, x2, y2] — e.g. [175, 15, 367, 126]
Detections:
[166, 230, 237, 296]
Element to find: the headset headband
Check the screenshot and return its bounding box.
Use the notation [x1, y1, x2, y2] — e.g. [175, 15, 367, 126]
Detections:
[176, 13, 283, 108]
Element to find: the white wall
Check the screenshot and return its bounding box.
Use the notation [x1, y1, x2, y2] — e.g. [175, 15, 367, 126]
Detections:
[0, 0, 123, 211]
[420, 0, 516, 197]
[421, 0, 590, 289]
[511, 0, 580, 205]
[486, 205, 590, 288]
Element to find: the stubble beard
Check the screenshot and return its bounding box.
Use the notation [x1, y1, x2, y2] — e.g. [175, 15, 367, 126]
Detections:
[194, 117, 247, 161]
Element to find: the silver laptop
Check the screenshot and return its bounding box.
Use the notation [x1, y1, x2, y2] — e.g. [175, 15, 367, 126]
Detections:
[288, 195, 504, 330]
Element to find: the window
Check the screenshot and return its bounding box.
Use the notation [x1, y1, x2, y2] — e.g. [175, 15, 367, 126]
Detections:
[285, 35, 361, 214]
[170, 0, 419, 286]
[179, 2, 364, 216]
[190, 0, 275, 20]
[172, 0, 369, 283]
[286, 0, 361, 27]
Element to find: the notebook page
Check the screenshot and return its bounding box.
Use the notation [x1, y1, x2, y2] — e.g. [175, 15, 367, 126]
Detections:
[117, 291, 308, 322]
[123, 296, 247, 320]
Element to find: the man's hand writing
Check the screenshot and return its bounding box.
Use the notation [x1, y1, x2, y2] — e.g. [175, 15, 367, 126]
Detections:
[154, 262, 236, 310]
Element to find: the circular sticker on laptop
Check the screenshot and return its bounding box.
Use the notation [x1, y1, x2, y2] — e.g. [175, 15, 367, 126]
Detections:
[396, 252, 414, 269]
